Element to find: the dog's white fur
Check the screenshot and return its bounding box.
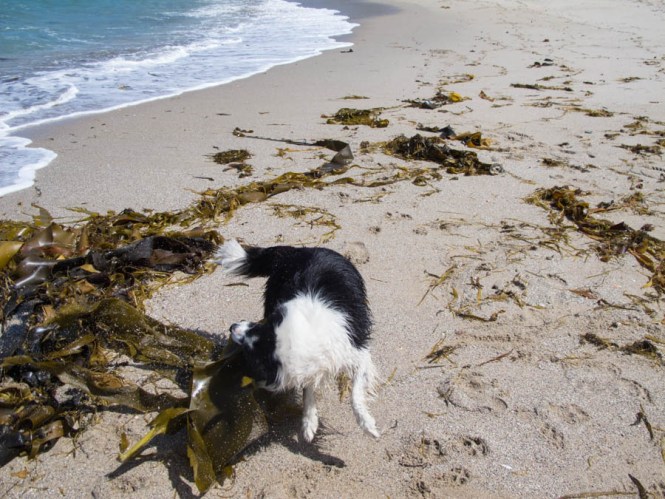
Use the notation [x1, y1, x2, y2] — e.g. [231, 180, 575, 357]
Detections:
[277, 294, 378, 440]
[217, 238, 247, 274]
[230, 294, 379, 441]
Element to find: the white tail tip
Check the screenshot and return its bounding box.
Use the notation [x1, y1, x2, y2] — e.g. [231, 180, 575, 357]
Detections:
[213, 239, 247, 274]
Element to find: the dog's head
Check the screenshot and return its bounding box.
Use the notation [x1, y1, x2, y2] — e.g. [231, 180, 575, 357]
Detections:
[230, 320, 280, 387]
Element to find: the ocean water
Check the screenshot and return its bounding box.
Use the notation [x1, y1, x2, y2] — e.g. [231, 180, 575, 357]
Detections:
[0, 0, 357, 196]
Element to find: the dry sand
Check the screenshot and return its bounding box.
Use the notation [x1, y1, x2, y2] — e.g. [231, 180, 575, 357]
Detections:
[1, 0, 665, 497]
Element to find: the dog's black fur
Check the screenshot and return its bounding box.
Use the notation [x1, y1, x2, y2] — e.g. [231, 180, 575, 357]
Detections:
[228, 245, 372, 386]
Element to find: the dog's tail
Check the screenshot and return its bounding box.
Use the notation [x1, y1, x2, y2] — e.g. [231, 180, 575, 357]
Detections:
[212, 239, 275, 277]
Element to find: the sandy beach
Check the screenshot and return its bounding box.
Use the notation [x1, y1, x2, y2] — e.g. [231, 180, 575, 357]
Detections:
[1, 0, 665, 497]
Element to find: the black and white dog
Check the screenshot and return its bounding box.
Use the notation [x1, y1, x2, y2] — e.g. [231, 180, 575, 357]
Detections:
[214, 239, 379, 442]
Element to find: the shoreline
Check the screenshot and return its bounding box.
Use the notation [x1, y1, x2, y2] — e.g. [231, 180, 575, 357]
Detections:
[1, 0, 665, 497]
[0, 0, 411, 220]
[0, 0, 365, 204]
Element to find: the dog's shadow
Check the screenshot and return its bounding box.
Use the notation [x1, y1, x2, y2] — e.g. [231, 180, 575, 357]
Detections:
[244, 390, 347, 469]
[108, 391, 345, 498]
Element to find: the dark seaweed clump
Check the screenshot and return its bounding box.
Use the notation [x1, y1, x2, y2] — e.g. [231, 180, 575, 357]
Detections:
[383, 134, 503, 175]
[325, 108, 389, 128]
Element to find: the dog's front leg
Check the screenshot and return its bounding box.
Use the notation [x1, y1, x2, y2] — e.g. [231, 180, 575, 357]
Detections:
[301, 386, 319, 442]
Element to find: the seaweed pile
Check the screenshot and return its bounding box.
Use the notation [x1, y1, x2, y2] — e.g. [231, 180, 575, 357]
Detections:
[324, 107, 389, 128]
[382, 134, 503, 176]
[0, 208, 267, 491]
[526, 186, 665, 292]
[404, 90, 466, 109]
[209, 149, 254, 178]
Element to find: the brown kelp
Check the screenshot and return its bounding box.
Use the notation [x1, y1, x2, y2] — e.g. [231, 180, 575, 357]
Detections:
[404, 90, 467, 109]
[526, 186, 665, 292]
[209, 149, 254, 178]
[0, 219, 269, 491]
[119, 342, 268, 493]
[209, 149, 251, 164]
[0, 208, 225, 476]
[382, 134, 503, 175]
[324, 108, 389, 128]
[580, 333, 662, 363]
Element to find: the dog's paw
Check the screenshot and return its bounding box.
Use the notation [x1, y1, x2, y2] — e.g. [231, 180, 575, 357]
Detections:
[356, 412, 380, 439]
[363, 421, 380, 439]
[302, 414, 319, 443]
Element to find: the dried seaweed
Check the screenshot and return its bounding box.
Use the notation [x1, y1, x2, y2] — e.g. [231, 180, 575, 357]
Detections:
[419, 267, 456, 306]
[619, 77, 642, 83]
[622, 340, 661, 361]
[526, 186, 665, 292]
[580, 332, 617, 349]
[324, 108, 389, 128]
[190, 164, 354, 223]
[232, 127, 253, 137]
[404, 90, 466, 109]
[569, 288, 599, 300]
[224, 163, 254, 178]
[619, 144, 662, 155]
[438, 74, 475, 85]
[542, 158, 568, 168]
[209, 149, 252, 164]
[451, 131, 492, 149]
[630, 406, 654, 440]
[477, 349, 514, 367]
[561, 106, 614, 117]
[580, 333, 662, 362]
[425, 338, 456, 364]
[382, 134, 503, 175]
[560, 491, 636, 498]
[628, 475, 649, 499]
[452, 309, 505, 322]
[271, 204, 341, 243]
[511, 83, 573, 92]
[597, 192, 651, 216]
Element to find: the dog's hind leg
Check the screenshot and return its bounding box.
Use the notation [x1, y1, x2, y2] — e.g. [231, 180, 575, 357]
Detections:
[351, 350, 380, 438]
[301, 385, 319, 442]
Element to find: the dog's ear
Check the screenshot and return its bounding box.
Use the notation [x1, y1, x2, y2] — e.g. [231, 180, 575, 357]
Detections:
[230, 322, 248, 344]
[230, 321, 261, 350]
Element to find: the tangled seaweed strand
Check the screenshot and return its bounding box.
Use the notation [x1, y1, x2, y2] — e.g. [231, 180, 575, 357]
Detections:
[526, 186, 665, 292]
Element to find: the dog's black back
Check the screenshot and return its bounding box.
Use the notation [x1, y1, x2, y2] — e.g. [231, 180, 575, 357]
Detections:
[237, 245, 372, 349]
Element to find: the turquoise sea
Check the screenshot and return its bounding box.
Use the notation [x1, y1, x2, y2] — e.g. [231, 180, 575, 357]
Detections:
[0, 0, 356, 196]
